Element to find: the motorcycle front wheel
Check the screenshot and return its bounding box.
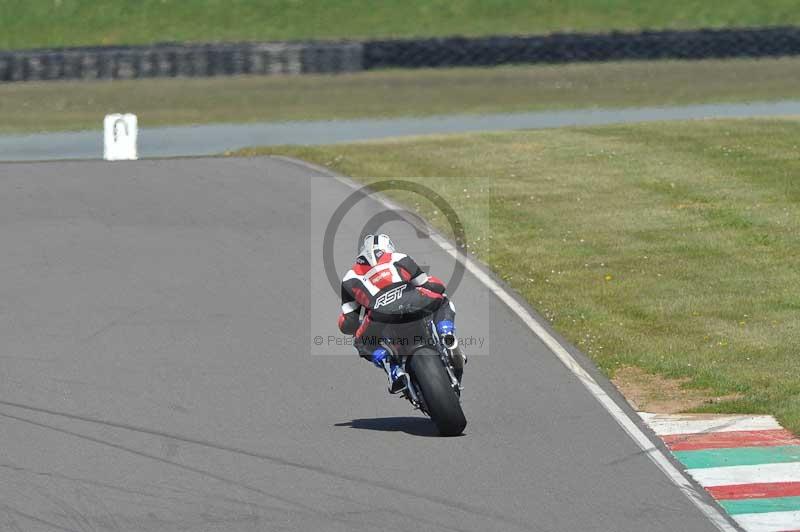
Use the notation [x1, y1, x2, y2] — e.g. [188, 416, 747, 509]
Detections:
[409, 348, 467, 436]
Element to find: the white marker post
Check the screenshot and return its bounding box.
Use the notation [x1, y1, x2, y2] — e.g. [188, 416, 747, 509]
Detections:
[103, 113, 138, 161]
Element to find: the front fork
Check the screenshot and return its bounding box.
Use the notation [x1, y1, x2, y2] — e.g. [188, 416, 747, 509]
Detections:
[429, 321, 464, 393]
[442, 361, 463, 395]
[398, 322, 464, 411]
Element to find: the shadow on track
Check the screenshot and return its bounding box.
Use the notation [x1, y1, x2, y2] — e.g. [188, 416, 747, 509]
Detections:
[335, 417, 441, 437]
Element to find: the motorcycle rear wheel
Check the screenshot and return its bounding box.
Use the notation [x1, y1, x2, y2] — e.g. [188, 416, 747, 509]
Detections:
[409, 348, 467, 436]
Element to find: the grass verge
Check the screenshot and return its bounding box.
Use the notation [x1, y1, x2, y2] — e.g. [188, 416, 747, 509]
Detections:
[234, 118, 800, 433]
[4, 58, 800, 134]
[3, 0, 800, 49]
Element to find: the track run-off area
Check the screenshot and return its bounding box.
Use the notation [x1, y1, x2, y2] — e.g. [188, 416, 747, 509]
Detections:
[0, 156, 741, 531]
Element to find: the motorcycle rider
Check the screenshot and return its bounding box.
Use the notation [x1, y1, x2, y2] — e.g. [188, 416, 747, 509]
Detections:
[338, 234, 465, 393]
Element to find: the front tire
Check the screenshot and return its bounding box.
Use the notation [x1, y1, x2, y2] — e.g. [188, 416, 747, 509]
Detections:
[409, 349, 467, 436]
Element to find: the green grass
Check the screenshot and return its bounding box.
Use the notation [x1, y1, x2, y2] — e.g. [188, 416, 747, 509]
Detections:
[4, 57, 800, 134]
[234, 118, 800, 433]
[3, 0, 800, 49]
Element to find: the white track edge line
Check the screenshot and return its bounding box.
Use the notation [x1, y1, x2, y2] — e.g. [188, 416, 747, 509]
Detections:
[274, 155, 739, 532]
[639, 413, 781, 436]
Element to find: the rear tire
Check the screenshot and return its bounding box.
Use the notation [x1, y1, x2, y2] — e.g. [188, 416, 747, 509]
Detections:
[409, 349, 467, 436]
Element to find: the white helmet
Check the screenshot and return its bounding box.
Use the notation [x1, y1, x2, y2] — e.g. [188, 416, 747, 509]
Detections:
[357, 233, 395, 267]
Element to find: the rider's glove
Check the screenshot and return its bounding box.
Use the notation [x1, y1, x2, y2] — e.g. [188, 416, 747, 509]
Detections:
[370, 347, 389, 368]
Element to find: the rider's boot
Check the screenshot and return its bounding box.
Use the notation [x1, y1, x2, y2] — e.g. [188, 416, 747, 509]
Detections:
[371, 347, 408, 394]
[436, 320, 457, 348]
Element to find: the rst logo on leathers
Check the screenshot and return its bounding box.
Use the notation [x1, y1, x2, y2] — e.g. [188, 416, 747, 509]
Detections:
[374, 285, 407, 308]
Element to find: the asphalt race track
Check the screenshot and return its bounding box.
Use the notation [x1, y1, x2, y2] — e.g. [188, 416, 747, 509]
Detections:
[3, 99, 800, 161]
[0, 157, 731, 531]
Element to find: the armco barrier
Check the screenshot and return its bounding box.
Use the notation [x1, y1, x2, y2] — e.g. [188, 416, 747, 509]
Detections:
[2, 26, 800, 82]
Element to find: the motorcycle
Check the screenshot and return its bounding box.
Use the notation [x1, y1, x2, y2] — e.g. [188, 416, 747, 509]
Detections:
[379, 316, 467, 436]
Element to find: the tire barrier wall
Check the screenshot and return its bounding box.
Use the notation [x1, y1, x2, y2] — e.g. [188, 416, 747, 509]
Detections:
[363, 27, 800, 69]
[0, 41, 363, 82]
[2, 26, 800, 82]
